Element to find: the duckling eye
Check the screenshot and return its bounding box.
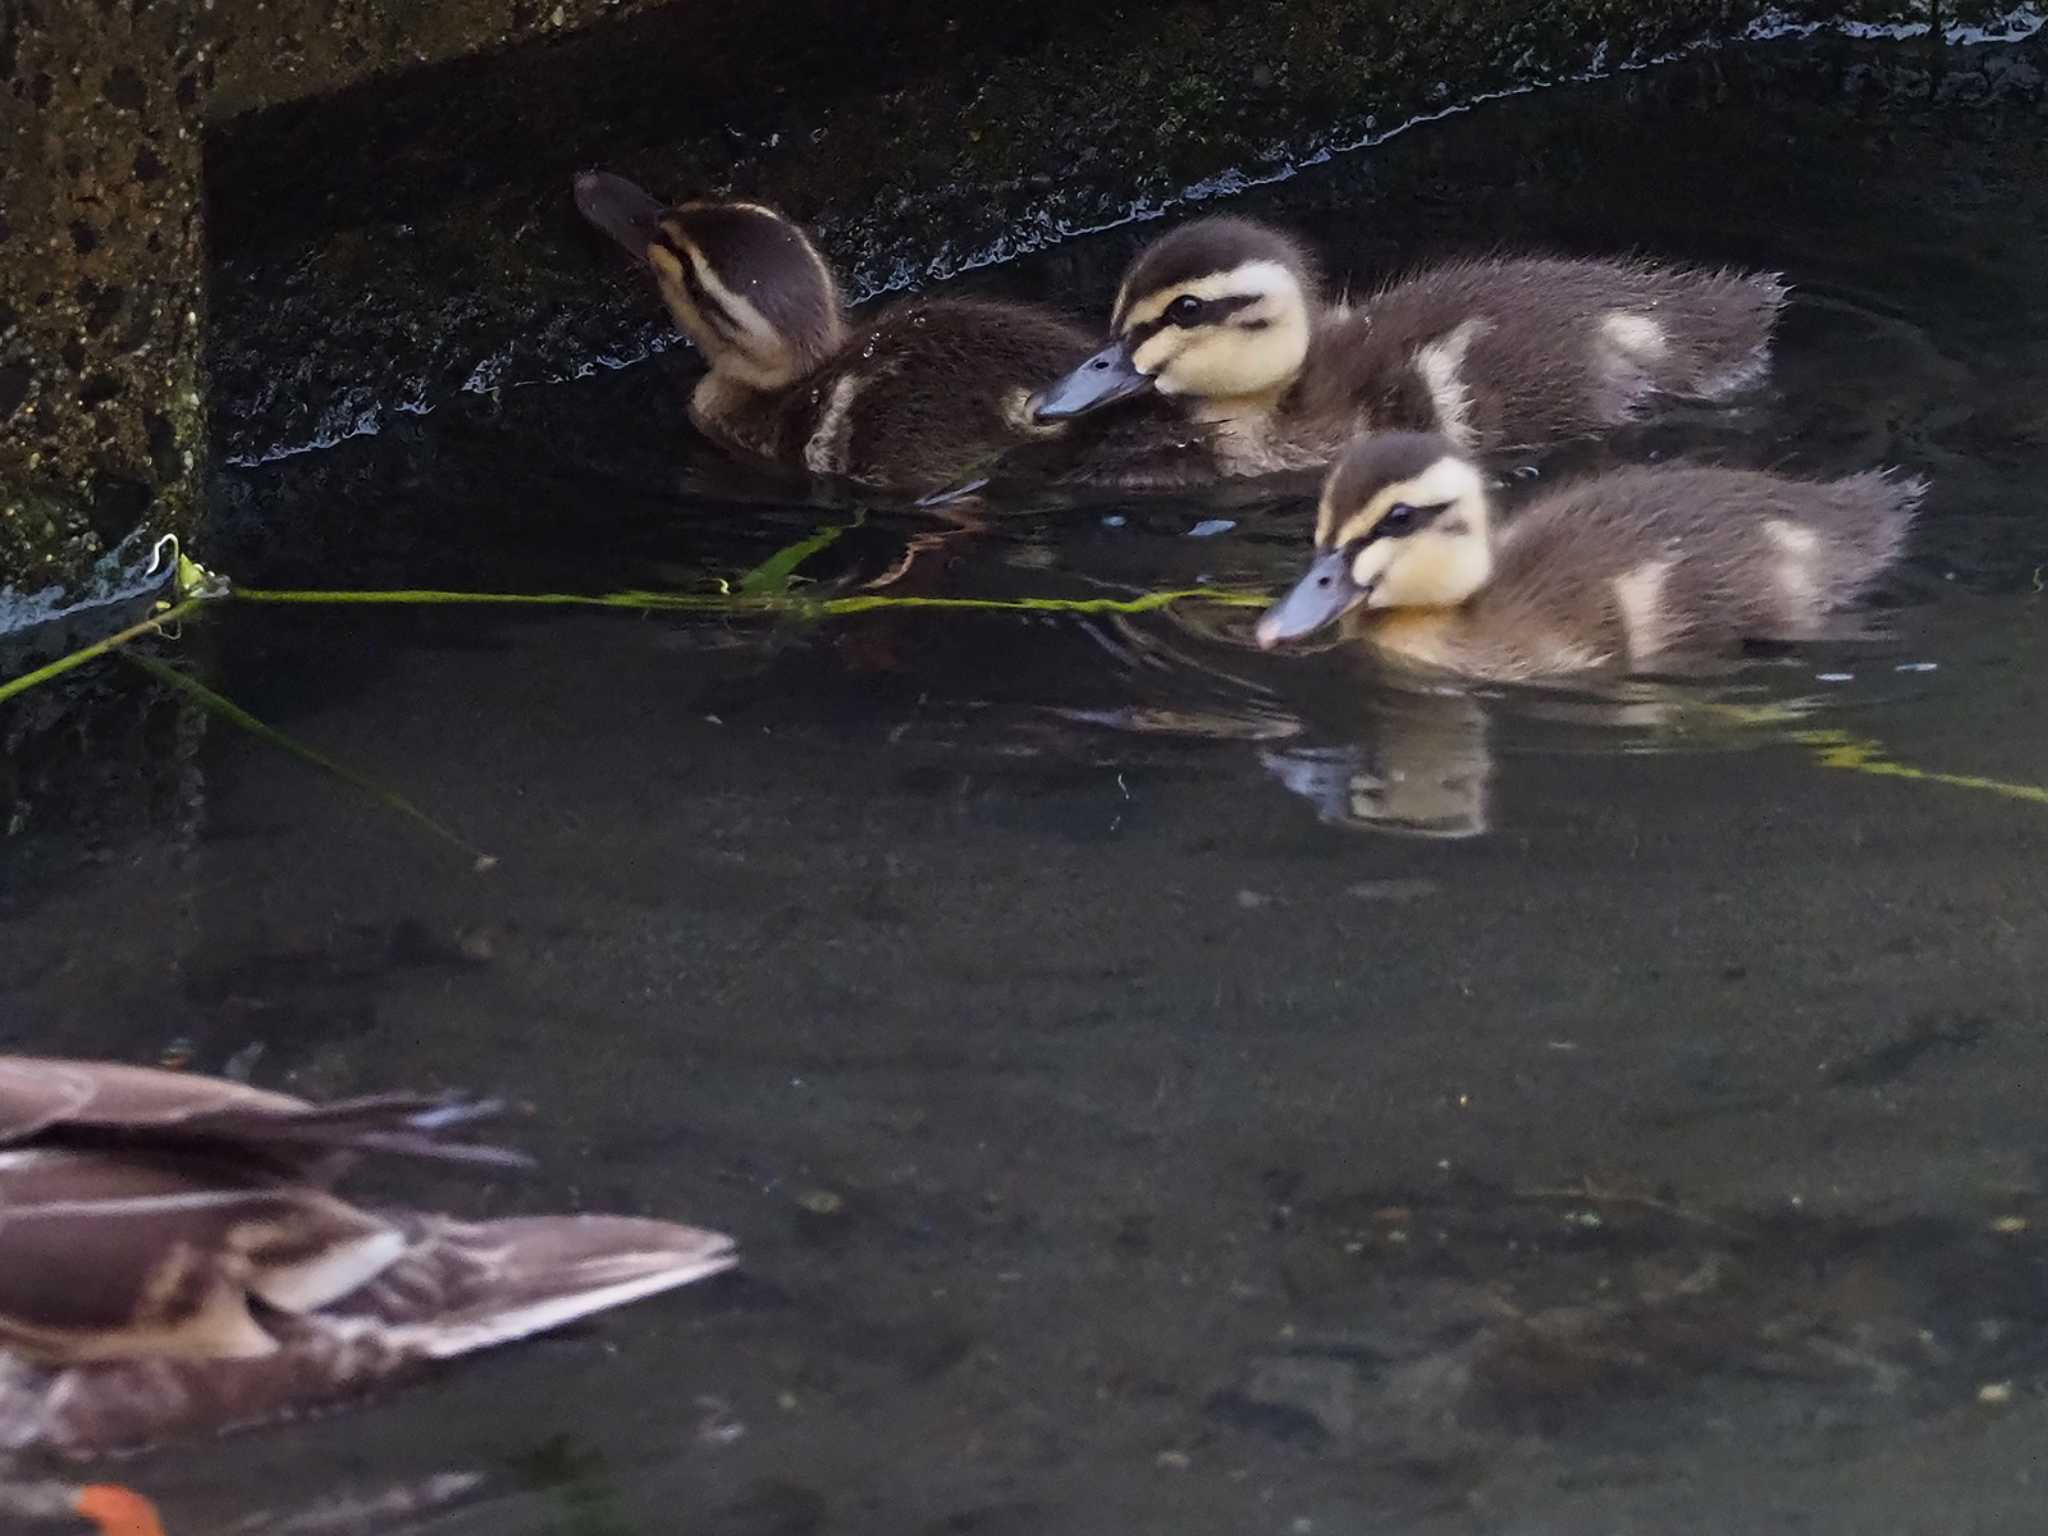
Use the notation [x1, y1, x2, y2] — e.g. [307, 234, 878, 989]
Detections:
[1381, 503, 1417, 531]
[1165, 295, 1206, 326]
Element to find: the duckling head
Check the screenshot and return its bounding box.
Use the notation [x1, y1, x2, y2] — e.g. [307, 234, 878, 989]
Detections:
[574, 171, 847, 391]
[1257, 432, 1493, 650]
[1031, 217, 1316, 422]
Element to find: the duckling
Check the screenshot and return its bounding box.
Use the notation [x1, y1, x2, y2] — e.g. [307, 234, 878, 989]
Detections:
[1031, 216, 1788, 479]
[0, 1055, 735, 1457]
[576, 170, 1141, 494]
[1255, 432, 1921, 679]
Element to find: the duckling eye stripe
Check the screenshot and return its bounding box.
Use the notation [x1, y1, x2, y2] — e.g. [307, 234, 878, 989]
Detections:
[1124, 293, 1260, 347]
[1119, 259, 1299, 329]
[1381, 501, 1456, 538]
[668, 243, 741, 341]
[1340, 498, 1456, 548]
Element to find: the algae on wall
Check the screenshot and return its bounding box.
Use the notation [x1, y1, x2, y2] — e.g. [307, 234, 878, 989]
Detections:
[0, 3, 208, 598]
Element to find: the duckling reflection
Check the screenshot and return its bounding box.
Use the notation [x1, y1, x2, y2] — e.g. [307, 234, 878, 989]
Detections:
[1032, 216, 1788, 480]
[1259, 686, 1494, 838]
[1258, 432, 1922, 679]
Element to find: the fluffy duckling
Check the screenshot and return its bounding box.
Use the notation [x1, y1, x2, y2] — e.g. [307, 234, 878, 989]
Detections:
[0, 1055, 735, 1457]
[575, 170, 1114, 493]
[1032, 217, 1788, 478]
[1255, 432, 1921, 679]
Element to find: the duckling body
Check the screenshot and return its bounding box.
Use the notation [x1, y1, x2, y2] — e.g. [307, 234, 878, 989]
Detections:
[0, 1055, 734, 1457]
[1257, 432, 1920, 681]
[710, 293, 1097, 488]
[577, 172, 1107, 493]
[1033, 217, 1788, 482]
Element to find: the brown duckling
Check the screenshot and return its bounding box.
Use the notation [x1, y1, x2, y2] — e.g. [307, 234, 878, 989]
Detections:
[575, 171, 1121, 494]
[1032, 216, 1788, 479]
[1255, 432, 1921, 679]
[0, 1055, 735, 1457]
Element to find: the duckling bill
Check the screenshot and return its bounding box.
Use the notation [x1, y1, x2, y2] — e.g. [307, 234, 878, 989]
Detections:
[1258, 432, 1921, 680]
[0, 1055, 735, 1457]
[1033, 216, 1789, 477]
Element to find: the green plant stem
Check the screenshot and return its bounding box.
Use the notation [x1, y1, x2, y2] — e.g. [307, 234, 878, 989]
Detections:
[227, 585, 1270, 616]
[0, 595, 211, 707]
[122, 650, 498, 871]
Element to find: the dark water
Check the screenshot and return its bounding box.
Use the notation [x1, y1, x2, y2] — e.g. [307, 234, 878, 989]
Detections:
[7, 33, 2048, 1535]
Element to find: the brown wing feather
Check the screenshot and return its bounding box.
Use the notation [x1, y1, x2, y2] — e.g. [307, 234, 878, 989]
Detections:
[0, 1057, 530, 1172]
[0, 1149, 402, 1364]
[22, 1215, 736, 1457]
[0, 1057, 309, 1142]
[0, 1056, 738, 1457]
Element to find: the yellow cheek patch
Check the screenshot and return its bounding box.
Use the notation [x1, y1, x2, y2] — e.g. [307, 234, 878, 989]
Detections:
[1130, 330, 1181, 377]
[1348, 541, 1395, 591]
[648, 245, 695, 325]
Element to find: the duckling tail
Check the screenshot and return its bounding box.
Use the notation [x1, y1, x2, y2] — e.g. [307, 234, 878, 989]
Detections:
[1820, 468, 1926, 595]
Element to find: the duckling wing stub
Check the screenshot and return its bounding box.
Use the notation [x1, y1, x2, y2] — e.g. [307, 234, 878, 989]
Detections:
[0, 1150, 405, 1364]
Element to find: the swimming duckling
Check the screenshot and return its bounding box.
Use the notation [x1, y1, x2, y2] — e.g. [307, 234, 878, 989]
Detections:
[1032, 217, 1788, 478]
[0, 1055, 735, 1457]
[575, 171, 1125, 494]
[1255, 432, 1920, 679]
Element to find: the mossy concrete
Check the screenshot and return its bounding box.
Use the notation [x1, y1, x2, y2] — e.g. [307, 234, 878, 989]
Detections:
[0, 4, 206, 596]
[0, 0, 2034, 601]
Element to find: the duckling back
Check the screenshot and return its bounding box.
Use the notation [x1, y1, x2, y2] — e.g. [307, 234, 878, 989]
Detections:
[693, 292, 1195, 495]
[1317, 256, 1788, 455]
[1450, 463, 1921, 676]
[773, 296, 1096, 489]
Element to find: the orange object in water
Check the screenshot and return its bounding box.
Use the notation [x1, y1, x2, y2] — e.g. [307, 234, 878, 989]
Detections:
[71, 1486, 166, 1536]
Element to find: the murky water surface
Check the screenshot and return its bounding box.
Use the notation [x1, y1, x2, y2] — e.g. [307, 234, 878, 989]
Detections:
[7, 36, 2048, 1535]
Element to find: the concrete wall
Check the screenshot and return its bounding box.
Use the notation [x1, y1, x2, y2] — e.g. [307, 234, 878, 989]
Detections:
[0, 0, 2022, 601]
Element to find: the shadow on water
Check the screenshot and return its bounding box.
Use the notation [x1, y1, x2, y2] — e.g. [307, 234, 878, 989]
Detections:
[8, 30, 2048, 1536]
